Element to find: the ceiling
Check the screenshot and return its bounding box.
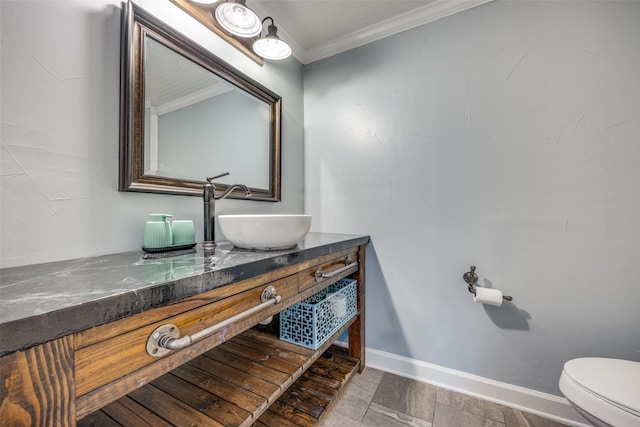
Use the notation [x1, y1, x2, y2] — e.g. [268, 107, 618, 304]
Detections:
[247, 0, 493, 64]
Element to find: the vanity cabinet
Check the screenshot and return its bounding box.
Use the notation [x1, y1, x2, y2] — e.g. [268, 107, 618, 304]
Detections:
[0, 234, 368, 426]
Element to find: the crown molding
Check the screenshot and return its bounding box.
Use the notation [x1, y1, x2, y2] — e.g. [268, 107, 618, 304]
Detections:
[301, 0, 494, 64]
[252, 0, 494, 64]
[154, 82, 231, 116]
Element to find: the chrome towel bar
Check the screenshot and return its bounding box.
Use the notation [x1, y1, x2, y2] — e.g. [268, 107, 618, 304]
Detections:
[315, 256, 358, 282]
[146, 285, 281, 357]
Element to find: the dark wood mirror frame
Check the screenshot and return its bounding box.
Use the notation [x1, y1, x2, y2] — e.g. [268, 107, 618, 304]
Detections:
[119, 1, 282, 201]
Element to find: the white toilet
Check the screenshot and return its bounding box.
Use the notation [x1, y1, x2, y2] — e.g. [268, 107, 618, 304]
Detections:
[559, 358, 640, 426]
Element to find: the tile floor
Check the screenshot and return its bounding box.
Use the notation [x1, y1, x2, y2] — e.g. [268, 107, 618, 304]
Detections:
[321, 368, 572, 427]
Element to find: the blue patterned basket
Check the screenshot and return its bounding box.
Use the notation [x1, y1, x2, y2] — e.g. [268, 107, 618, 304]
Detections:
[279, 279, 357, 350]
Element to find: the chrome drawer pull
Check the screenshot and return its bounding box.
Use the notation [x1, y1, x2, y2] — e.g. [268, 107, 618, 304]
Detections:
[146, 286, 281, 357]
[314, 257, 358, 282]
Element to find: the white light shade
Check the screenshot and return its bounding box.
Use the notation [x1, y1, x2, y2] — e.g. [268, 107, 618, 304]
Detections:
[253, 37, 291, 60]
[190, 0, 218, 4]
[253, 20, 292, 60]
[215, 2, 262, 38]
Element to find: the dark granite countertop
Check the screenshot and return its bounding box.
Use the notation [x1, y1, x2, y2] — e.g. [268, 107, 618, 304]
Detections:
[0, 232, 369, 356]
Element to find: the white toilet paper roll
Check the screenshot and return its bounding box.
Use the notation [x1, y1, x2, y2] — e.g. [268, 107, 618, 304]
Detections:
[473, 287, 503, 307]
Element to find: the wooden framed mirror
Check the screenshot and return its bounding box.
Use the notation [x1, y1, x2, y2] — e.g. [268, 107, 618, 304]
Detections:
[119, 2, 281, 201]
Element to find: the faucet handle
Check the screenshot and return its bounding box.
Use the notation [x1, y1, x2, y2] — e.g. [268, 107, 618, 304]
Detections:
[206, 172, 230, 183]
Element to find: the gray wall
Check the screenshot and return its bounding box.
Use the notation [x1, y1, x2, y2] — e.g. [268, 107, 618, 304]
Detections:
[0, 0, 305, 268]
[304, 1, 640, 395]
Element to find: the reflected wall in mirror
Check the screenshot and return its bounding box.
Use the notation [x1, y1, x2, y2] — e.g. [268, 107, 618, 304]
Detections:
[120, 2, 281, 201]
[144, 39, 271, 189]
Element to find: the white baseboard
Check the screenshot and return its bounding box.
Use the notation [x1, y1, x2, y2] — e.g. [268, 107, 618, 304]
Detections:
[335, 341, 590, 427]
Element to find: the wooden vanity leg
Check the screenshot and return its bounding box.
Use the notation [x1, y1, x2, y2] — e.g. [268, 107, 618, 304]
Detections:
[348, 244, 366, 372]
[0, 335, 76, 426]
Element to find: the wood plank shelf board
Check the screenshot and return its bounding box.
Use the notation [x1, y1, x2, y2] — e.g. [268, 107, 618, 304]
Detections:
[79, 323, 359, 427]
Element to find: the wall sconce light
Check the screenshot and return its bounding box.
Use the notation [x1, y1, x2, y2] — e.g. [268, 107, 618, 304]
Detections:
[214, 0, 262, 38]
[253, 17, 292, 60]
[181, 0, 291, 62]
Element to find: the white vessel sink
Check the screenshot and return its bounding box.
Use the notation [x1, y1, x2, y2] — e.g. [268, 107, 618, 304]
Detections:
[218, 214, 312, 250]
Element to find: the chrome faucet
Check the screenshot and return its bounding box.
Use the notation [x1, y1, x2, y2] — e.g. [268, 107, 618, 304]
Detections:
[202, 172, 252, 250]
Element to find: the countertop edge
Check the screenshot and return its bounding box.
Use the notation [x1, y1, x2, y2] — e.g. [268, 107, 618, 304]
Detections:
[0, 233, 369, 356]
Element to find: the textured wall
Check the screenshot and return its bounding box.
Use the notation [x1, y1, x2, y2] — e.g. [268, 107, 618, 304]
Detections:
[304, 1, 640, 395]
[1, 0, 305, 268]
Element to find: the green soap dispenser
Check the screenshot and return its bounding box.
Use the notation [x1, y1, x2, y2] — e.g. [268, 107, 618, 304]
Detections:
[144, 214, 173, 248]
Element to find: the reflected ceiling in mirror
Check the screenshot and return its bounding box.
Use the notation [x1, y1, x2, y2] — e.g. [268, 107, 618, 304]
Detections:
[119, 2, 281, 201]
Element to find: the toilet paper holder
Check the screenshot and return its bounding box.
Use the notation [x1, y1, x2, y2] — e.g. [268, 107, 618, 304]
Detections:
[463, 265, 513, 302]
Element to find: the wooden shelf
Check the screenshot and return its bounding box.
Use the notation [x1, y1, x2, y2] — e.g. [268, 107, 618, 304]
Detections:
[79, 320, 359, 427]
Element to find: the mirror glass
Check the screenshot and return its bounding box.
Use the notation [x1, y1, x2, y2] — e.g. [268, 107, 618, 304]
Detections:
[144, 38, 270, 188]
[120, 3, 281, 200]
